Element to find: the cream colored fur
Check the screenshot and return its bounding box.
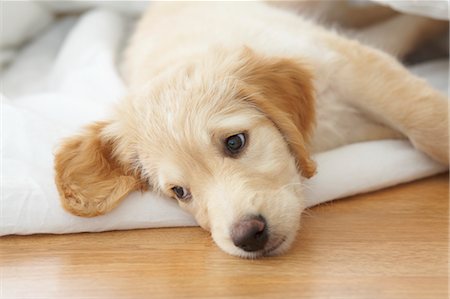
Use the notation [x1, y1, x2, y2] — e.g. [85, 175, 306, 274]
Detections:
[55, 2, 449, 258]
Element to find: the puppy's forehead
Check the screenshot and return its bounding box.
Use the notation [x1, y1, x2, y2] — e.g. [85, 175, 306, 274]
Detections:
[133, 79, 254, 135]
[127, 84, 231, 142]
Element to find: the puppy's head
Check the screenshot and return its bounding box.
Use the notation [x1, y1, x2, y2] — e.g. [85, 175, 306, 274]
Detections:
[55, 48, 316, 258]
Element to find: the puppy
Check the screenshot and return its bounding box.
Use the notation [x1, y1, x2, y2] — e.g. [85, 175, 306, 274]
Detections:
[55, 2, 448, 258]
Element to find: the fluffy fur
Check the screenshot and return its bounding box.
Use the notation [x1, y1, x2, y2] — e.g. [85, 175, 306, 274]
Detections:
[55, 2, 448, 258]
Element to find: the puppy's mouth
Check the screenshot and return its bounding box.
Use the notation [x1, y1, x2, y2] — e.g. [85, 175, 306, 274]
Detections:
[262, 237, 286, 255]
[236, 236, 287, 259]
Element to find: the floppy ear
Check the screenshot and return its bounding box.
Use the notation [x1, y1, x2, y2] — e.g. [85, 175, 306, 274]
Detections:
[238, 49, 317, 178]
[54, 121, 147, 217]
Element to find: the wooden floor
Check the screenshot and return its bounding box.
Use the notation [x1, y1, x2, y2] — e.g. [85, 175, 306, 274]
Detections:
[2, 174, 448, 299]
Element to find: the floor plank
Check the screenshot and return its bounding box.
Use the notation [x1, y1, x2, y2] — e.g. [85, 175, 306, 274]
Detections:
[1, 174, 448, 299]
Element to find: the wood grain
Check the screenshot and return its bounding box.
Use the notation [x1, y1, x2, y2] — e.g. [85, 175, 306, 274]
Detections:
[1, 174, 448, 299]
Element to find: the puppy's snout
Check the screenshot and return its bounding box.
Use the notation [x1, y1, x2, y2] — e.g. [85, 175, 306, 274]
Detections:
[231, 215, 268, 252]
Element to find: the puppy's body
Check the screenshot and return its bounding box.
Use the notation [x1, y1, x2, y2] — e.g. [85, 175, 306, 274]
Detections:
[55, 2, 448, 258]
[124, 2, 401, 153]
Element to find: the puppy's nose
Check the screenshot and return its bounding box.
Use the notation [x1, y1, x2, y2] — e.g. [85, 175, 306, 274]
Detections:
[231, 215, 268, 252]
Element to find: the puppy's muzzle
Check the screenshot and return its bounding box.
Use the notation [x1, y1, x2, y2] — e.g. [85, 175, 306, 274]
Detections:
[231, 215, 268, 252]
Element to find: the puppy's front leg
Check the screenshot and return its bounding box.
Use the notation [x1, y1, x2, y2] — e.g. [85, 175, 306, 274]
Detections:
[326, 38, 448, 165]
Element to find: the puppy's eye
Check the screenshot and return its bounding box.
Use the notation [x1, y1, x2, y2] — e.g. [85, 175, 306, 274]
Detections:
[225, 133, 246, 155]
[172, 186, 191, 201]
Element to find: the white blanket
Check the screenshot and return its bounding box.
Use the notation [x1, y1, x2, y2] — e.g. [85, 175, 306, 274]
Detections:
[371, 0, 449, 20]
[1, 4, 448, 236]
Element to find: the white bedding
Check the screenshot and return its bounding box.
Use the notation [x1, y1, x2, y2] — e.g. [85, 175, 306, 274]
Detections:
[1, 2, 448, 236]
[371, 0, 449, 20]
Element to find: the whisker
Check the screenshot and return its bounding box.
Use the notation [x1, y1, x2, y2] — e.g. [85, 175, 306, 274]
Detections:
[272, 182, 304, 196]
[302, 208, 314, 217]
[301, 183, 313, 192]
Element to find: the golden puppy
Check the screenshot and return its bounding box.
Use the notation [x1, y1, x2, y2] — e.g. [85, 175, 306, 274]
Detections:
[55, 2, 448, 258]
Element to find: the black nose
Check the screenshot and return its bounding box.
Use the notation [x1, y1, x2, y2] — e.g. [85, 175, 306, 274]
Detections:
[231, 215, 268, 252]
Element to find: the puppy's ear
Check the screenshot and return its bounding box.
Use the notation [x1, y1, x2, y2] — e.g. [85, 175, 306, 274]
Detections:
[238, 49, 317, 178]
[54, 121, 147, 217]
